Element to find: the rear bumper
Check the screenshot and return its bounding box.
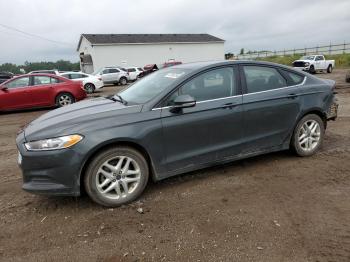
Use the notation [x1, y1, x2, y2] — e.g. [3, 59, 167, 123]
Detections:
[326, 100, 338, 120]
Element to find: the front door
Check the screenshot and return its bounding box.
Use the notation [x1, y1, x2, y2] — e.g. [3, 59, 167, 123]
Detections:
[0, 76, 32, 110]
[240, 65, 301, 152]
[160, 66, 244, 175]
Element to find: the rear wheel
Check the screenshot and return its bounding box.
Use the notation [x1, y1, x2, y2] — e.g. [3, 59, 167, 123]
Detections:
[291, 114, 324, 156]
[84, 146, 149, 207]
[84, 83, 95, 94]
[327, 65, 333, 73]
[55, 93, 74, 107]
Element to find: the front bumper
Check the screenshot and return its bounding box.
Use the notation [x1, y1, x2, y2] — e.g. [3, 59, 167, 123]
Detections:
[16, 132, 84, 196]
[293, 66, 310, 72]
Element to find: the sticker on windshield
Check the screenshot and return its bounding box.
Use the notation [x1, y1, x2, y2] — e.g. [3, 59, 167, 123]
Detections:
[164, 72, 185, 79]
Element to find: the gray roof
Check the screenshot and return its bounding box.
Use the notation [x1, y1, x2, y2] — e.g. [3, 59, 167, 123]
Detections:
[78, 34, 224, 50]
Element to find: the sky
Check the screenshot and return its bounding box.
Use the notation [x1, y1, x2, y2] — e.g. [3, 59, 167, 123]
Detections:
[0, 0, 349, 64]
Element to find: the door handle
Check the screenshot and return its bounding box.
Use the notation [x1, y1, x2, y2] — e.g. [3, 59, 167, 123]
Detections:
[287, 94, 298, 99]
[221, 102, 237, 109]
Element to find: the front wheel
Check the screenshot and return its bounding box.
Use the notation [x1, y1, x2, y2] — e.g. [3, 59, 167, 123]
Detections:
[327, 65, 333, 73]
[119, 77, 127, 85]
[309, 65, 316, 74]
[84, 147, 149, 207]
[55, 93, 74, 107]
[291, 114, 324, 157]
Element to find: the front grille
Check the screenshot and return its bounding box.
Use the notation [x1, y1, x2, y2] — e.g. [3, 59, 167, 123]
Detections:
[293, 61, 305, 67]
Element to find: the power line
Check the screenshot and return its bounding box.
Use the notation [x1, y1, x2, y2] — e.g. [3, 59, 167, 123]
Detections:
[0, 23, 74, 47]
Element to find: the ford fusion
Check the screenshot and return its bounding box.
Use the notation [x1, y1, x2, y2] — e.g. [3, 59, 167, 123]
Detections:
[16, 61, 338, 207]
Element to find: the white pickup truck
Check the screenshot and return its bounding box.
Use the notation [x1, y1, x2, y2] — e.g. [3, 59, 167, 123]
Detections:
[292, 55, 335, 74]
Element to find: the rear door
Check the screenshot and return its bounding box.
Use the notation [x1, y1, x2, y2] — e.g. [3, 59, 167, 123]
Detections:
[240, 65, 302, 152]
[0, 76, 32, 110]
[29, 76, 59, 106]
[160, 66, 244, 174]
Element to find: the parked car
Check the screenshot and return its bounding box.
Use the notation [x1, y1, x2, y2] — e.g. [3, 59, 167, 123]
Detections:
[140, 64, 159, 78]
[16, 61, 338, 207]
[127, 67, 144, 81]
[0, 74, 86, 111]
[292, 55, 335, 74]
[60, 71, 104, 94]
[163, 61, 182, 68]
[28, 69, 60, 75]
[0, 72, 13, 84]
[93, 67, 129, 85]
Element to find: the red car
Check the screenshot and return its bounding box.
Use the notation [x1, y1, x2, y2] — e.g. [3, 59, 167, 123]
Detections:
[0, 74, 86, 111]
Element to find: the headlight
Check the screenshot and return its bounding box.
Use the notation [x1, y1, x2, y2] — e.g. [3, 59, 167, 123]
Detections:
[305, 62, 310, 66]
[25, 134, 83, 151]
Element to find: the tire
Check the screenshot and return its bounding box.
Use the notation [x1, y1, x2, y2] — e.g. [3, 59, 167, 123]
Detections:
[84, 83, 95, 94]
[291, 114, 324, 157]
[309, 65, 316, 74]
[327, 65, 333, 73]
[55, 92, 74, 107]
[84, 146, 149, 207]
[119, 77, 127, 85]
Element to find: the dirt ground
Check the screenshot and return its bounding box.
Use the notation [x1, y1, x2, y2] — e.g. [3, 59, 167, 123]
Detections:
[1, 69, 350, 262]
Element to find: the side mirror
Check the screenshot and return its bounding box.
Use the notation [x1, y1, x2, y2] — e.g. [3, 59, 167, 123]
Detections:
[1, 86, 8, 91]
[170, 95, 196, 112]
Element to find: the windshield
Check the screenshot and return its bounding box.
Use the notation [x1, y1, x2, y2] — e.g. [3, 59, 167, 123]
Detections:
[93, 68, 104, 75]
[116, 68, 191, 105]
[301, 56, 315, 60]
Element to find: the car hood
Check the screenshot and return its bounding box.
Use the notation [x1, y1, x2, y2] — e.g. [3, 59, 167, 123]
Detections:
[294, 60, 311, 63]
[24, 97, 143, 141]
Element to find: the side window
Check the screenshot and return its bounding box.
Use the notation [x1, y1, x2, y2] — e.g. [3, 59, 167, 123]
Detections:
[102, 69, 109, 75]
[243, 66, 286, 93]
[166, 67, 235, 105]
[33, 76, 51, 85]
[137, 68, 143, 71]
[5, 77, 30, 89]
[78, 74, 88, 78]
[70, 74, 81, 79]
[128, 68, 136, 72]
[109, 69, 119, 73]
[316, 56, 324, 61]
[51, 77, 59, 83]
[282, 70, 305, 86]
[61, 74, 71, 79]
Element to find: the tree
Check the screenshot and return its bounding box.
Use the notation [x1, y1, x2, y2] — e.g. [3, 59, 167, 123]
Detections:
[240, 48, 245, 55]
[0, 60, 80, 74]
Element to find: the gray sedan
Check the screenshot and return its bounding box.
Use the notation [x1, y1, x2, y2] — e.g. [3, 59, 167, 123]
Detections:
[16, 61, 338, 207]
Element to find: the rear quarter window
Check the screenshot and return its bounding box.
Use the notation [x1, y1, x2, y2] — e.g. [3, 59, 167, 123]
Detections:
[282, 70, 305, 86]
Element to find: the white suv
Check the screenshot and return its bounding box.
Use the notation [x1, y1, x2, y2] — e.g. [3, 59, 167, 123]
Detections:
[60, 72, 104, 94]
[94, 67, 129, 85]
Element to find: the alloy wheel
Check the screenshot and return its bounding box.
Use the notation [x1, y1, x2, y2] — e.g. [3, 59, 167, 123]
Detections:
[95, 156, 141, 200]
[298, 120, 321, 152]
[58, 94, 72, 106]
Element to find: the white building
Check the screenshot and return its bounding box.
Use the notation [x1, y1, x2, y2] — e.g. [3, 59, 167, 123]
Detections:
[77, 34, 225, 73]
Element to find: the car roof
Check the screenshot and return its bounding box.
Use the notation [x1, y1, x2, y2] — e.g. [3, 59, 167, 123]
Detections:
[60, 71, 86, 74]
[172, 60, 302, 71]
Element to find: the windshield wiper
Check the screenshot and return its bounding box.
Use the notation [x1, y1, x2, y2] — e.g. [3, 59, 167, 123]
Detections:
[107, 94, 127, 105]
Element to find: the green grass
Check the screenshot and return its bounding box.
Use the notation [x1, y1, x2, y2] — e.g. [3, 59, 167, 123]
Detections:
[256, 53, 350, 68]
